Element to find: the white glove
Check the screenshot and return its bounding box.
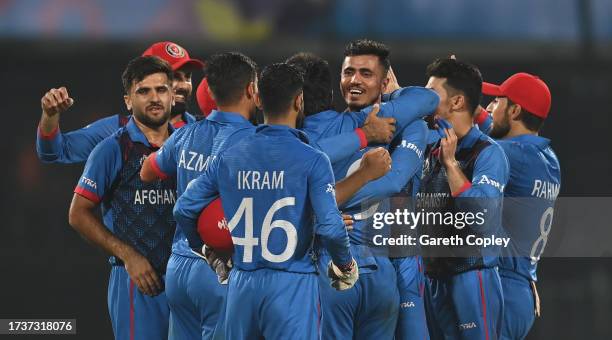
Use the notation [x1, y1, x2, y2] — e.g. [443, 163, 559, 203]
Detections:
[327, 258, 359, 291]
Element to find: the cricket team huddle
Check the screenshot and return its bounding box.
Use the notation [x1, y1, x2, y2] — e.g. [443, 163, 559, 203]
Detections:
[36, 39, 560, 340]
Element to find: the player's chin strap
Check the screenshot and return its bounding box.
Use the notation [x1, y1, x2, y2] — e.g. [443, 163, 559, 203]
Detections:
[531, 281, 541, 317]
[190, 246, 233, 285]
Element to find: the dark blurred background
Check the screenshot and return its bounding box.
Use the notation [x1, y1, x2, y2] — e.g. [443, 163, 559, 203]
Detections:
[1, 0, 611, 339]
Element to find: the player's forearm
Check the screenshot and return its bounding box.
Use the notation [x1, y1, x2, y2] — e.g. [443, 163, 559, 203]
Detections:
[68, 195, 135, 261]
[444, 162, 471, 197]
[318, 223, 353, 267]
[335, 169, 371, 206]
[38, 111, 60, 135]
[140, 154, 165, 182]
[383, 87, 439, 133]
[173, 203, 204, 249]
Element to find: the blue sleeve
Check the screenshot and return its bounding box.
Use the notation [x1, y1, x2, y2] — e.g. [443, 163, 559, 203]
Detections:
[459, 143, 509, 198]
[375, 86, 439, 136]
[173, 156, 221, 249]
[341, 120, 428, 209]
[36, 115, 121, 164]
[311, 131, 362, 164]
[308, 153, 353, 266]
[150, 127, 182, 178]
[74, 137, 122, 203]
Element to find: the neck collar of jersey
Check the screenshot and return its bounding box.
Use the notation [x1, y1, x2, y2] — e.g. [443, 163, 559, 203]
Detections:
[207, 110, 252, 125]
[507, 134, 550, 149]
[256, 124, 309, 144]
[456, 126, 482, 151]
[182, 111, 196, 124]
[126, 117, 174, 147]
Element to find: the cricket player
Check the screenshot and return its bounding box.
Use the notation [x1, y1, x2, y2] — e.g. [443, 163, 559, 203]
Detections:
[300, 40, 438, 340]
[67, 56, 176, 340]
[173, 63, 358, 340]
[36, 41, 203, 163]
[140, 52, 259, 340]
[418, 57, 509, 340]
[478, 73, 560, 339]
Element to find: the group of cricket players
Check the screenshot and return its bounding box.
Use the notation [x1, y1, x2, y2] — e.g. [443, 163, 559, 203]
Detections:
[36, 39, 560, 340]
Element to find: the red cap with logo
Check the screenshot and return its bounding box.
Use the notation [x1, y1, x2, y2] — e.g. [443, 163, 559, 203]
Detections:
[482, 73, 551, 119]
[142, 41, 205, 71]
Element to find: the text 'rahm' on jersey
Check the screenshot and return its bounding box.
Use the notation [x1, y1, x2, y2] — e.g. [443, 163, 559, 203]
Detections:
[237, 171, 285, 190]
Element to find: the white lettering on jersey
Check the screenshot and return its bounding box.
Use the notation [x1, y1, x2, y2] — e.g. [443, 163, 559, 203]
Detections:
[477, 175, 504, 192]
[531, 180, 560, 200]
[237, 171, 284, 190]
[399, 140, 423, 158]
[178, 150, 215, 172]
[134, 189, 177, 205]
[81, 176, 97, 190]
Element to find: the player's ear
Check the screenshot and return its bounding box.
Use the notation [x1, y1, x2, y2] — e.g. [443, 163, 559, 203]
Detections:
[450, 94, 465, 112]
[124, 94, 132, 111]
[254, 92, 262, 110]
[509, 103, 522, 120]
[294, 92, 304, 112]
[381, 69, 390, 92]
[246, 81, 256, 100]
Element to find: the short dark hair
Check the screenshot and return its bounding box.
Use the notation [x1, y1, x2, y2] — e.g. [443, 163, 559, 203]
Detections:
[258, 63, 304, 117]
[344, 39, 391, 72]
[206, 52, 257, 106]
[122, 56, 173, 94]
[285, 52, 333, 116]
[426, 58, 482, 115]
[507, 98, 545, 132]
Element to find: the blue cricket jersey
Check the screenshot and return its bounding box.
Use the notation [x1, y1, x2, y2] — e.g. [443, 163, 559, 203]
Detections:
[74, 117, 177, 276]
[418, 126, 510, 277]
[37, 112, 197, 163]
[150, 110, 256, 258]
[174, 125, 353, 273]
[304, 86, 438, 270]
[497, 134, 561, 282]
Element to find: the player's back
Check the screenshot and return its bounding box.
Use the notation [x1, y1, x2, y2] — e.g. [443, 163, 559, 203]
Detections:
[497, 134, 561, 281]
[216, 125, 326, 273]
[154, 110, 255, 257]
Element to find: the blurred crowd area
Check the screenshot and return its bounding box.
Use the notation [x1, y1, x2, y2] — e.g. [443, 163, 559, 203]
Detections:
[1, 1, 612, 339]
[1, 0, 612, 43]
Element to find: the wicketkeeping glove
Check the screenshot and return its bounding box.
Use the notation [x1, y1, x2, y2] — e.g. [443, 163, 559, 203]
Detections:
[327, 258, 359, 291]
[191, 246, 233, 284]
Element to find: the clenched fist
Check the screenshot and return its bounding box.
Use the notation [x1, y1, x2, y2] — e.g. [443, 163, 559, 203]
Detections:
[41, 87, 74, 117]
[359, 147, 392, 181]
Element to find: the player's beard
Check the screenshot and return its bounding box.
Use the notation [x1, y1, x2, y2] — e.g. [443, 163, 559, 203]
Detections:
[250, 107, 263, 126]
[171, 88, 190, 117]
[489, 109, 511, 139]
[134, 106, 170, 129]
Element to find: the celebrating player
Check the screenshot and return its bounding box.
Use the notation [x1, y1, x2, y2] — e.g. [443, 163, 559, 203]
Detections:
[173, 63, 358, 339]
[478, 73, 560, 339]
[418, 57, 509, 340]
[67, 56, 176, 340]
[299, 40, 438, 340]
[37, 41, 204, 163]
[141, 52, 259, 340]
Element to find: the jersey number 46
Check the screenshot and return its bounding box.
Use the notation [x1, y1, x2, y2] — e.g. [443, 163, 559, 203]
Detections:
[228, 197, 297, 263]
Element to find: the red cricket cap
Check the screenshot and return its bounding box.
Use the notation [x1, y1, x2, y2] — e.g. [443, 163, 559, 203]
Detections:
[196, 77, 217, 117]
[482, 73, 551, 119]
[142, 41, 205, 71]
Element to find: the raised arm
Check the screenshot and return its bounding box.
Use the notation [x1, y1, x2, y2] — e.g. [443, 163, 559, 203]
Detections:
[37, 87, 122, 163]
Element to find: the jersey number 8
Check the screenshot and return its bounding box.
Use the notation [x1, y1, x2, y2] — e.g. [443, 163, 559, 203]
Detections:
[228, 197, 297, 263]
